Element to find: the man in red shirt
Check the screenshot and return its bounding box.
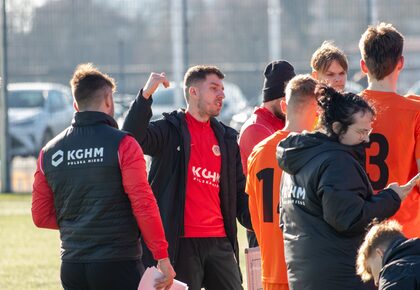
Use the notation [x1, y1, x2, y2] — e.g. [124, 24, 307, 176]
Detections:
[359, 23, 420, 237]
[239, 60, 295, 247]
[32, 63, 175, 290]
[122, 66, 251, 290]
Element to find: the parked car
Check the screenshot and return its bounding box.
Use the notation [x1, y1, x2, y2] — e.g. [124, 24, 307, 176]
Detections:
[150, 81, 248, 124]
[114, 93, 135, 128]
[8, 82, 74, 157]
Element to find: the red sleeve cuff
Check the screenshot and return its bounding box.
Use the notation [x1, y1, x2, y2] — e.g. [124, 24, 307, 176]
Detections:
[152, 249, 169, 261]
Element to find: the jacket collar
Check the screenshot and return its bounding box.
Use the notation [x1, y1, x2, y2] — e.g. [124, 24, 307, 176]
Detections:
[164, 109, 227, 137]
[72, 111, 119, 129]
[254, 106, 285, 124]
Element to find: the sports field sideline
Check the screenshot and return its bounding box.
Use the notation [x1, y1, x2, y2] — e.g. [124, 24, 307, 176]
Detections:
[0, 193, 250, 290]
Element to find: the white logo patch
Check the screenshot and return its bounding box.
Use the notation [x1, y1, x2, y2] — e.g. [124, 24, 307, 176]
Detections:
[51, 147, 104, 167]
[281, 174, 306, 206]
[66, 147, 104, 166]
[192, 166, 220, 188]
[51, 150, 64, 167]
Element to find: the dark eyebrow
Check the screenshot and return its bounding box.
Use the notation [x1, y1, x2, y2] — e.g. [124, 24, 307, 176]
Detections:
[210, 82, 224, 90]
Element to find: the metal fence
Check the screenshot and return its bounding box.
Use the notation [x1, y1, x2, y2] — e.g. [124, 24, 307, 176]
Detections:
[2, 0, 420, 192]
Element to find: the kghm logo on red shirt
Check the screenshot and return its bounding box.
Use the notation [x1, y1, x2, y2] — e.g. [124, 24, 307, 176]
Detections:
[212, 145, 220, 156]
[192, 166, 220, 188]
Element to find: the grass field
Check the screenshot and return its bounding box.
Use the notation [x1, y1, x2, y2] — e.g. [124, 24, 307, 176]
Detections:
[0, 193, 249, 290]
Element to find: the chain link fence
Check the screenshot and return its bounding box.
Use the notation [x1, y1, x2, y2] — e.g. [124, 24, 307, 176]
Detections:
[3, 0, 420, 192]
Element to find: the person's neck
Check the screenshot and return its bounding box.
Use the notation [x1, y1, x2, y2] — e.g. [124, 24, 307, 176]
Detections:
[261, 102, 274, 114]
[185, 107, 210, 123]
[261, 101, 284, 120]
[283, 119, 311, 132]
[367, 74, 398, 93]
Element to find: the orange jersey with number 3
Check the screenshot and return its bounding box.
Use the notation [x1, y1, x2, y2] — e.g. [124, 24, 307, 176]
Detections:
[246, 130, 290, 286]
[362, 90, 420, 238]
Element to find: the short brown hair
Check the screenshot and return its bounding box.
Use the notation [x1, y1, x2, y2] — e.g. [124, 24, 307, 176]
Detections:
[311, 41, 348, 74]
[70, 63, 116, 110]
[356, 220, 405, 282]
[183, 65, 224, 101]
[359, 23, 404, 80]
[285, 74, 318, 109]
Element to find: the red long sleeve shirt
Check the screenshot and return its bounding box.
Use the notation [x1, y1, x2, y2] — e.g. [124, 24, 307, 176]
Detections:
[238, 106, 285, 174]
[32, 135, 169, 260]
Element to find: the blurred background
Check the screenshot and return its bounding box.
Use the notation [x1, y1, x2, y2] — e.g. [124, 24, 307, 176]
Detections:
[2, 0, 420, 192]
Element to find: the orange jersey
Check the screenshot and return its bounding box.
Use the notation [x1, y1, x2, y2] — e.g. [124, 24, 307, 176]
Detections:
[362, 90, 420, 237]
[246, 130, 290, 285]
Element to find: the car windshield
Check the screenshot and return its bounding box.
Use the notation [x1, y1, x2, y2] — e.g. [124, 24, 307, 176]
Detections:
[8, 91, 45, 108]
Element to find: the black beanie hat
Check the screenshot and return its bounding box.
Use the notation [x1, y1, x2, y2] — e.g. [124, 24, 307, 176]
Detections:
[262, 60, 296, 102]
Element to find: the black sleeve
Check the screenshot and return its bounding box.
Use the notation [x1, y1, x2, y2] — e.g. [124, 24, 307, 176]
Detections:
[318, 154, 401, 235]
[122, 91, 166, 156]
[235, 141, 252, 229]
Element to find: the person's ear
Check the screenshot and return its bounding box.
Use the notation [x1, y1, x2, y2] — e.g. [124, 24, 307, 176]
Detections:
[188, 86, 197, 99]
[375, 247, 385, 259]
[280, 99, 287, 115]
[360, 59, 369, 74]
[311, 71, 318, 80]
[73, 101, 79, 112]
[332, 121, 342, 134]
[397, 55, 404, 71]
[104, 90, 113, 109]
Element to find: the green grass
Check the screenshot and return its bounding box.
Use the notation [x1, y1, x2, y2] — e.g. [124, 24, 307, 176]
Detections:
[0, 193, 249, 290]
[0, 193, 61, 290]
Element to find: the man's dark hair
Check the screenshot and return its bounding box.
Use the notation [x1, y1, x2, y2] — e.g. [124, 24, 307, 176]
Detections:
[183, 65, 224, 101]
[70, 63, 116, 110]
[315, 84, 375, 139]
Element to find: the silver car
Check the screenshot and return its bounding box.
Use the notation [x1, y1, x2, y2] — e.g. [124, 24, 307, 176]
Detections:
[8, 82, 74, 157]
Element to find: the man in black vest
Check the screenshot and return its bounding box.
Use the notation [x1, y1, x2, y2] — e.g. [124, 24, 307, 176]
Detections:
[32, 63, 175, 290]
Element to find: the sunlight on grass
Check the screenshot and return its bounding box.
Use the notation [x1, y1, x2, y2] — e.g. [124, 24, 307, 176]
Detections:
[0, 193, 250, 290]
[0, 194, 61, 290]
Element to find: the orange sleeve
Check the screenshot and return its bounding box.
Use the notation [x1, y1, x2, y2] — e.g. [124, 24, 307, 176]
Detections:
[415, 112, 420, 160]
[245, 152, 261, 242]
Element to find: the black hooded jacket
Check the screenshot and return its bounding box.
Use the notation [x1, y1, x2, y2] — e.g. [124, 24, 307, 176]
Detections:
[276, 132, 401, 290]
[122, 92, 251, 268]
[379, 238, 420, 290]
